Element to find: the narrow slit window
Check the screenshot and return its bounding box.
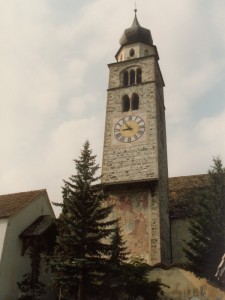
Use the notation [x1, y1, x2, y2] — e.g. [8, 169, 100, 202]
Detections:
[131, 93, 139, 110]
[130, 69, 135, 85]
[122, 95, 130, 112]
[137, 68, 142, 84]
[123, 71, 129, 87]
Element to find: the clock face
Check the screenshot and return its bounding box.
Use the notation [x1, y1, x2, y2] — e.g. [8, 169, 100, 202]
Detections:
[114, 115, 145, 143]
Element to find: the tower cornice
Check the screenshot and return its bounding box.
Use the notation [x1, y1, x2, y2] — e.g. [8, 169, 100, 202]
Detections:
[115, 44, 159, 62]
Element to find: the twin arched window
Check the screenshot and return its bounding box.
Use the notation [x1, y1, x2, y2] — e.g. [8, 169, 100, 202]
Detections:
[122, 68, 142, 87]
[122, 93, 139, 112]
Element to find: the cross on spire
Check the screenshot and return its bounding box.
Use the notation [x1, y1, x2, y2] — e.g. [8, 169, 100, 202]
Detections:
[134, 2, 137, 15]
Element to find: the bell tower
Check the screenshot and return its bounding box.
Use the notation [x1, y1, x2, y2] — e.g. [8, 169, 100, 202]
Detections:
[102, 11, 170, 265]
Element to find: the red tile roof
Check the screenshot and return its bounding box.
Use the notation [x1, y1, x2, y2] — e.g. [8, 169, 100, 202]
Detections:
[169, 174, 209, 218]
[169, 174, 209, 191]
[0, 190, 46, 218]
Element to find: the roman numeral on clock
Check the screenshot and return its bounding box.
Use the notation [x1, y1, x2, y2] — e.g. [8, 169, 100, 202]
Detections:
[115, 133, 122, 139]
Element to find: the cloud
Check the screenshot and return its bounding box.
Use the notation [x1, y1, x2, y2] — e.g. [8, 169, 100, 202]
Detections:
[67, 93, 96, 116]
[1, 0, 225, 214]
[168, 105, 225, 178]
[45, 117, 103, 168]
[39, 117, 104, 213]
[196, 110, 225, 148]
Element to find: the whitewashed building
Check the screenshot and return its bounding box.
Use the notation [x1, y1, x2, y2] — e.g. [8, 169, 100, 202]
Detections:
[0, 189, 55, 299]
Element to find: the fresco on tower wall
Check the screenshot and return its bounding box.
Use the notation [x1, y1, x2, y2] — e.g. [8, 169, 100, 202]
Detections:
[108, 190, 150, 262]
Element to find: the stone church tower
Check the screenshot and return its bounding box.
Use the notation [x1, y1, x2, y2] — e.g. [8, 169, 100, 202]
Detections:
[102, 11, 170, 265]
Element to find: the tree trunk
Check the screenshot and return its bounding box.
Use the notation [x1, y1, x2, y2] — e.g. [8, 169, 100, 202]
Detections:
[77, 280, 86, 300]
[58, 285, 62, 300]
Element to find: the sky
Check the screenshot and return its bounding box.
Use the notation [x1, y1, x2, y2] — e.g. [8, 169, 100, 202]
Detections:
[1, 0, 225, 214]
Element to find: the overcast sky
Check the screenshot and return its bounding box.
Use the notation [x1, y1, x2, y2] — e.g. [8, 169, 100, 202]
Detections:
[1, 0, 225, 214]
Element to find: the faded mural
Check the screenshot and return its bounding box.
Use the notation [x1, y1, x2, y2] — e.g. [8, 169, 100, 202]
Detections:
[109, 190, 150, 261]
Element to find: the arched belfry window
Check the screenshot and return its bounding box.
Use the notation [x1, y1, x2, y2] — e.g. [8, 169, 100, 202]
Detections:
[122, 95, 130, 112]
[123, 71, 128, 87]
[131, 93, 139, 110]
[122, 67, 142, 87]
[130, 69, 135, 85]
[136, 68, 142, 84]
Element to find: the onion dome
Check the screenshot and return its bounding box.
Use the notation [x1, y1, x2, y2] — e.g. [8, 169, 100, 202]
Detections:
[119, 10, 153, 46]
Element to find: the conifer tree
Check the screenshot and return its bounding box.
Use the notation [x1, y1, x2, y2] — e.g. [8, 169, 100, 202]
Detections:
[184, 157, 225, 282]
[102, 228, 164, 300]
[50, 141, 117, 299]
[100, 225, 128, 299]
[110, 224, 128, 266]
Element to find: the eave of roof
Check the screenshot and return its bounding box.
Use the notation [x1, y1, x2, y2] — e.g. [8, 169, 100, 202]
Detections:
[19, 215, 55, 238]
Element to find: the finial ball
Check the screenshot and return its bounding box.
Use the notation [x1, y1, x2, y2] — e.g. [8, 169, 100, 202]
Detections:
[134, 2, 137, 14]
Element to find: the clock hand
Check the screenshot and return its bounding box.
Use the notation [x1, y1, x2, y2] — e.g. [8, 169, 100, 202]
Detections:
[122, 127, 132, 131]
[122, 120, 132, 129]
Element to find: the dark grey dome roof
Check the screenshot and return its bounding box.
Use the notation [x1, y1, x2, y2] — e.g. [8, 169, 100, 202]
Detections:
[119, 13, 153, 46]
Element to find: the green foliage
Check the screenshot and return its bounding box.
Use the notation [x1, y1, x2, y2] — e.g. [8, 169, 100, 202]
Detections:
[102, 239, 164, 300]
[184, 157, 225, 282]
[99, 225, 128, 299]
[49, 141, 117, 299]
[120, 257, 165, 300]
[49, 141, 165, 299]
[110, 224, 128, 266]
[17, 273, 45, 300]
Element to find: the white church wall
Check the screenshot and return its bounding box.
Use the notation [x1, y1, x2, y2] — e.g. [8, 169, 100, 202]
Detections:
[0, 218, 8, 262]
[170, 218, 192, 263]
[0, 192, 55, 300]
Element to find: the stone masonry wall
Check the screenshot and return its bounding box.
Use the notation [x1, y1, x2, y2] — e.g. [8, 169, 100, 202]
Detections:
[102, 52, 170, 265]
[155, 81, 171, 264]
[102, 56, 159, 184]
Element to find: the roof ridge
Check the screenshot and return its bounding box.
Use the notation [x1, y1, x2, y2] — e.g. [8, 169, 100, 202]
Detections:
[169, 173, 207, 179]
[0, 189, 46, 198]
